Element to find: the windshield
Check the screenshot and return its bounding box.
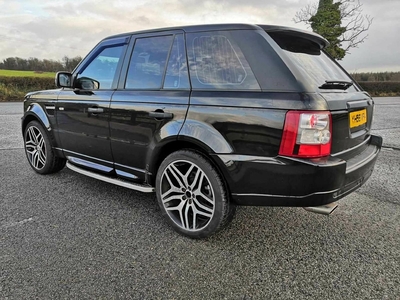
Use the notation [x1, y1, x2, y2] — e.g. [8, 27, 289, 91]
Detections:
[269, 33, 357, 92]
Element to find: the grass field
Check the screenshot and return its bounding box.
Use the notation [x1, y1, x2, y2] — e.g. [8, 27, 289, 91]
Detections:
[0, 70, 56, 101]
[0, 69, 55, 78]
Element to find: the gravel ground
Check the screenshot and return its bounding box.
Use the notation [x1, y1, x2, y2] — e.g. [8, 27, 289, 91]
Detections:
[0, 99, 399, 299]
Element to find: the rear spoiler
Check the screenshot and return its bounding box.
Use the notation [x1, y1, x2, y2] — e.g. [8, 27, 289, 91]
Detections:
[257, 24, 329, 49]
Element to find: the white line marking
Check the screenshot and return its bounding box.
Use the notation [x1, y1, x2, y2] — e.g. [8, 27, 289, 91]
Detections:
[1, 217, 36, 229]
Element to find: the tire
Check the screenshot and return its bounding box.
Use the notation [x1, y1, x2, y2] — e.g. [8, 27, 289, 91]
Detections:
[156, 150, 236, 239]
[24, 120, 66, 174]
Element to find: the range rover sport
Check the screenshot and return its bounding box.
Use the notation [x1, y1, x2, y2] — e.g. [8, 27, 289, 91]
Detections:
[22, 24, 382, 238]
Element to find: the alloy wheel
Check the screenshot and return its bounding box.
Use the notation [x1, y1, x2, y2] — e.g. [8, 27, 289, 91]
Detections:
[25, 125, 47, 170]
[160, 160, 215, 231]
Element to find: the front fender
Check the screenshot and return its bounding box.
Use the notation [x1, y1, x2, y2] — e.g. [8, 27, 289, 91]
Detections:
[22, 103, 51, 132]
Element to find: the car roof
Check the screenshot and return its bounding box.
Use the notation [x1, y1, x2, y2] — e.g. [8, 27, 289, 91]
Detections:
[104, 23, 329, 48]
[106, 24, 260, 39]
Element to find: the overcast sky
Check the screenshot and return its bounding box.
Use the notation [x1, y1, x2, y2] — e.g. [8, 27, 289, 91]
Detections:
[0, 0, 399, 73]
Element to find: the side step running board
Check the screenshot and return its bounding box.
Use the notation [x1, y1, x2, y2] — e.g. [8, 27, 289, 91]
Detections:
[66, 161, 154, 193]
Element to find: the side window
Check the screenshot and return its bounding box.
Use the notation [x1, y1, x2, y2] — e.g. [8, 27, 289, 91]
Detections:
[77, 45, 124, 89]
[187, 31, 260, 90]
[163, 34, 190, 89]
[125, 35, 173, 89]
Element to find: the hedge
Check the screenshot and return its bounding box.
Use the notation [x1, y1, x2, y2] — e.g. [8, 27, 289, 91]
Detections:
[1, 76, 400, 101]
[358, 81, 400, 97]
[0, 76, 56, 101]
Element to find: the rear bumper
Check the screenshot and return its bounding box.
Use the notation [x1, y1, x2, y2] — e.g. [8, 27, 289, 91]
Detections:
[213, 135, 382, 207]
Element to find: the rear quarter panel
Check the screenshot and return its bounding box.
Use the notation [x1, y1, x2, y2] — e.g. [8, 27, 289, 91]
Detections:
[182, 91, 328, 156]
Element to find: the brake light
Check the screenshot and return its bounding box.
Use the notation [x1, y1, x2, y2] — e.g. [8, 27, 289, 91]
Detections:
[279, 111, 332, 158]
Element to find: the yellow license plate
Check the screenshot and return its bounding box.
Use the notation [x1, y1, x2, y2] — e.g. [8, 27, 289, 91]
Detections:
[349, 109, 367, 128]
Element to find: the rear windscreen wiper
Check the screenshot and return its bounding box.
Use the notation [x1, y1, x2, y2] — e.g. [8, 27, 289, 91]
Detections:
[319, 80, 353, 90]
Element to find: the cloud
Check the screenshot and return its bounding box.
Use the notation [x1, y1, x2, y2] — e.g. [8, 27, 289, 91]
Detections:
[340, 0, 400, 72]
[0, 0, 398, 72]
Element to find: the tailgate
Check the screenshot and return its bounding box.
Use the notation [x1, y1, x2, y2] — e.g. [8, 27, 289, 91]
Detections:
[322, 93, 375, 155]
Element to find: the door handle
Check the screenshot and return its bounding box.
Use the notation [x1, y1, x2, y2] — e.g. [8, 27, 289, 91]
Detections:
[88, 107, 104, 113]
[149, 111, 174, 120]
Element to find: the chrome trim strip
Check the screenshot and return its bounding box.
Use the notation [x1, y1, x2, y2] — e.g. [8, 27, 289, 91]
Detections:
[217, 154, 285, 166]
[233, 189, 338, 199]
[331, 136, 370, 157]
[45, 106, 55, 110]
[63, 149, 113, 165]
[66, 162, 154, 193]
[114, 162, 147, 174]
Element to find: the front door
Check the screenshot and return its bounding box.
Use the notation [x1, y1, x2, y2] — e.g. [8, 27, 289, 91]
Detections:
[56, 41, 128, 173]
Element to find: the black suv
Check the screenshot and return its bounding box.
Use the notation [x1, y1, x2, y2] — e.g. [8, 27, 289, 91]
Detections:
[22, 24, 382, 238]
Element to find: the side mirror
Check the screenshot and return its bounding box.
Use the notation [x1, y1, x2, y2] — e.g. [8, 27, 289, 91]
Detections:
[56, 72, 72, 88]
[75, 77, 100, 90]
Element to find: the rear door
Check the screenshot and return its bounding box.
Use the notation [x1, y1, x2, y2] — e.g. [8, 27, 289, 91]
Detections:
[55, 37, 129, 172]
[109, 32, 190, 182]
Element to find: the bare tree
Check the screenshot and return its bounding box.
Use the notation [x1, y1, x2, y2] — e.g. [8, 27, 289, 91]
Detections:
[294, 0, 373, 59]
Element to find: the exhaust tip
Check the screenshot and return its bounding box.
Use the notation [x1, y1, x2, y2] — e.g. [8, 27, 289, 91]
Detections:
[304, 202, 338, 215]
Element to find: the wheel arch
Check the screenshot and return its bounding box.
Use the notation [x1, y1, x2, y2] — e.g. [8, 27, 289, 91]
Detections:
[22, 103, 51, 134]
[22, 104, 61, 154]
[147, 137, 231, 197]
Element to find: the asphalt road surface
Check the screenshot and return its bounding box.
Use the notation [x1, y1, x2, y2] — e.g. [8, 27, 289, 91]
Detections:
[1, 98, 399, 299]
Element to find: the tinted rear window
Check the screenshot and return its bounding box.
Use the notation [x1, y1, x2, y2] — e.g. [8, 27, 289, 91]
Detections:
[186, 31, 260, 90]
[269, 33, 357, 92]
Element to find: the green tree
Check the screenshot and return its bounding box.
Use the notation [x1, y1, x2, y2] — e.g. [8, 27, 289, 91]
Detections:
[0, 56, 82, 72]
[294, 0, 372, 60]
[62, 55, 82, 72]
[309, 0, 346, 59]
[2, 57, 17, 69]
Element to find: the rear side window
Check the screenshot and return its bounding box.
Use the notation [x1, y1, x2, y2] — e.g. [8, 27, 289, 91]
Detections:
[186, 31, 260, 90]
[125, 35, 174, 89]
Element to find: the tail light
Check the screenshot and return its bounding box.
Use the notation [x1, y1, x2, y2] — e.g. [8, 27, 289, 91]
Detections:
[279, 111, 332, 158]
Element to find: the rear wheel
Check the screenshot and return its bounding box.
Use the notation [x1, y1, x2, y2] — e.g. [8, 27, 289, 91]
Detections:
[156, 150, 235, 239]
[24, 120, 66, 174]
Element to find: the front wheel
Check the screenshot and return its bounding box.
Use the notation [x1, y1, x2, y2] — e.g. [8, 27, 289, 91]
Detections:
[24, 120, 66, 174]
[156, 150, 235, 239]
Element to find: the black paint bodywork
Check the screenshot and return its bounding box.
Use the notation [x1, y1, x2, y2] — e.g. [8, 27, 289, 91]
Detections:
[21, 24, 382, 207]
